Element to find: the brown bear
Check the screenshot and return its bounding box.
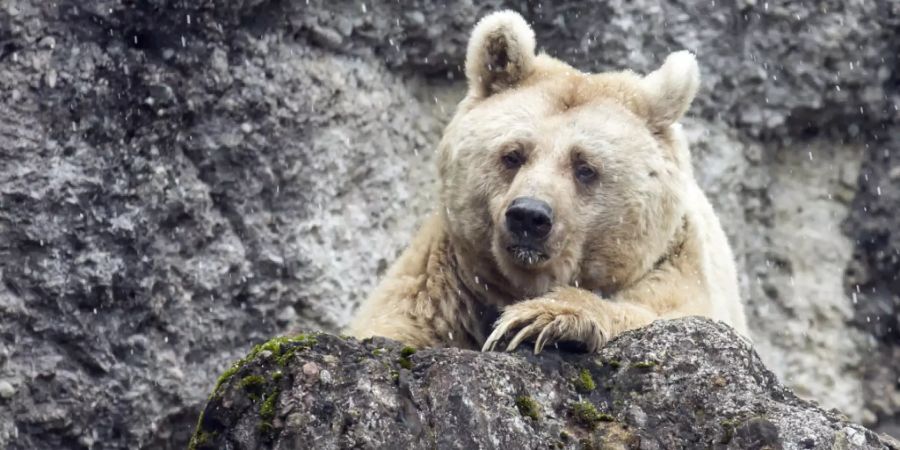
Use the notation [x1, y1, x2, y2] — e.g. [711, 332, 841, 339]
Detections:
[346, 10, 749, 353]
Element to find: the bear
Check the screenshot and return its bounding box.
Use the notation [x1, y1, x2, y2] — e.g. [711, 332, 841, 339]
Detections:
[346, 10, 749, 353]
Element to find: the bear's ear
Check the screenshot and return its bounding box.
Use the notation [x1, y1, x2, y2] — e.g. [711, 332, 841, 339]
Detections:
[639, 51, 700, 130]
[464, 10, 536, 98]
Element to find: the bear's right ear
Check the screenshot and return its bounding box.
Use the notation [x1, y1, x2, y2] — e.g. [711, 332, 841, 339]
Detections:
[464, 11, 536, 99]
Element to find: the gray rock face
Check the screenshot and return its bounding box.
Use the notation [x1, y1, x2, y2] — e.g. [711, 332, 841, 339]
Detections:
[1, 1, 441, 448]
[192, 318, 899, 450]
[1, 0, 898, 448]
[844, 126, 900, 435]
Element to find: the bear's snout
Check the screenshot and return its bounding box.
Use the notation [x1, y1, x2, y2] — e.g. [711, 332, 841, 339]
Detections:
[505, 197, 553, 241]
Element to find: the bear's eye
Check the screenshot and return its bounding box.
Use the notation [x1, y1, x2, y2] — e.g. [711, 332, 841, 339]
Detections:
[501, 150, 526, 170]
[574, 163, 598, 184]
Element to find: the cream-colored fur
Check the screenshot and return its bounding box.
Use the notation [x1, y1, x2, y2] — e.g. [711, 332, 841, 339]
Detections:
[347, 10, 749, 353]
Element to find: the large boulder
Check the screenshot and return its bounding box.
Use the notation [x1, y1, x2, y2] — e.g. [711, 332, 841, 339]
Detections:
[191, 318, 899, 449]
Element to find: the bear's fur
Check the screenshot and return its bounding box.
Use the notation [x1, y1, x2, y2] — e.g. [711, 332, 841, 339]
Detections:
[346, 10, 749, 353]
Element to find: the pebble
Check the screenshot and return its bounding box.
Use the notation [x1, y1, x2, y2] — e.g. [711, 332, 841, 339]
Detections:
[310, 26, 343, 49]
[0, 380, 15, 399]
[302, 361, 320, 378]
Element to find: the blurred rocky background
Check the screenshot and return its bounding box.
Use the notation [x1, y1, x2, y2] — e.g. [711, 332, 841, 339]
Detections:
[0, 0, 897, 448]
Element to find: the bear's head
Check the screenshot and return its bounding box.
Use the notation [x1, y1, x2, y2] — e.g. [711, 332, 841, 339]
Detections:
[438, 11, 699, 298]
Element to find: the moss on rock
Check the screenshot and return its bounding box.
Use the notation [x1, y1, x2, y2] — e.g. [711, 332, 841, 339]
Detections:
[632, 360, 657, 369]
[259, 388, 280, 433]
[239, 375, 266, 390]
[572, 401, 614, 429]
[210, 333, 317, 398]
[574, 368, 596, 393]
[398, 345, 416, 369]
[191, 333, 318, 447]
[187, 427, 217, 450]
[515, 396, 541, 421]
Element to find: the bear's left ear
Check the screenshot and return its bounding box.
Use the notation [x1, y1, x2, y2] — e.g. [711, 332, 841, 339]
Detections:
[464, 10, 536, 98]
[639, 51, 700, 130]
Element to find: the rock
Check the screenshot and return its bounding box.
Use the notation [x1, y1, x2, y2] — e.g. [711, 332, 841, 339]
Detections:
[191, 318, 899, 449]
[843, 127, 900, 435]
[0, 381, 15, 399]
[0, 2, 439, 448]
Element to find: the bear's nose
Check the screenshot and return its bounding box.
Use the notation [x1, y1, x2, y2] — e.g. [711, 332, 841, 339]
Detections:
[505, 197, 553, 240]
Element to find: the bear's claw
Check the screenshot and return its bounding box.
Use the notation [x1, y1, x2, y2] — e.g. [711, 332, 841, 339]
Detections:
[482, 297, 607, 354]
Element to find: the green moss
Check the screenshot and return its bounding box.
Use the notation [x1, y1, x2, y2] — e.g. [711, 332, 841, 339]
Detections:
[390, 370, 400, 382]
[275, 346, 299, 367]
[197, 334, 318, 445]
[251, 334, 318, 363]
[574, 369, 596, 393]
[632, 360, 657, 369]
[237, 373, 269, 404]
[515, 396, 541, 421]
[371, 348, 384, 356]
[571, 401, 614, 429]
[239, 375, 266, 391]
[720, 419, 739, 427]
[559, 430, 571, 442]
[188, 408, 216, 450]
[260, 390, 279, 421]
[213, 364, 240, 395]
[187, 427, 217, 450]
[211, 333, 317, 397]
[267, 334, 318, 367]
[719, 419, 738, 444]
[397, 346, 416, 369]
[256, 388, 282, 436]
[606, 359, 621, 369]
